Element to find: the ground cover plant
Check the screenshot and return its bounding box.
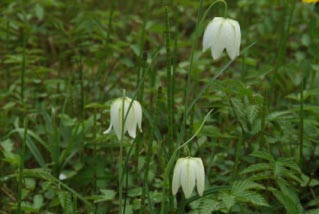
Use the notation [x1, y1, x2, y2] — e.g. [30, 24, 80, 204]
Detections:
[1, 0, 319, 213]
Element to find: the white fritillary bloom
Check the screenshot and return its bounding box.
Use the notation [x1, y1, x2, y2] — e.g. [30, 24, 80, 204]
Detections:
[103, 96, 142, 140]
[203, 17, 241, 60]
[172, 157, 205, 199]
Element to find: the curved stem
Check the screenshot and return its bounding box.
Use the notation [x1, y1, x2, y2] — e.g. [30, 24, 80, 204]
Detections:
[200, 0, 228, 27]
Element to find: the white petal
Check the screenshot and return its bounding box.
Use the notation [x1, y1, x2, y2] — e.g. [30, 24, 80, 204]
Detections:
[181, 158, 196, 198]
[194, 158, 205, 196]
[134, 100, 143, 132]
[232, 19, 241, 58]
[103, 122, 113, 134]
[111, 98, 124, 140]
[202, 18, 220, 52]
[172, 158, 183, 195]
[123, 98, 136, 139]
[224, 19, 241, 60]
[211, 18, 227, 60]
[126, 109, 137, 139]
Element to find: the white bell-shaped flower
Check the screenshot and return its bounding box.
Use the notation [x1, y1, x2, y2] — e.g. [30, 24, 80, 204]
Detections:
[103, 96, 142, 140]
[172, 157, 205, 199]
[203, 17, 241, 60]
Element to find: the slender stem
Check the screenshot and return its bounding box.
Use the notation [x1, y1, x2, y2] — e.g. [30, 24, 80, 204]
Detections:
[20, 29, 26, 101]
[178, 0, 204, 147]
[234, 130, 243, 179]
[165, 7, 174, 156]
[5, 21, 10, 89]
[119, 90, 126, 214]
[17, 117, 28, 214]
[200, 0, 228, 24]
[299, 79, 304, 167]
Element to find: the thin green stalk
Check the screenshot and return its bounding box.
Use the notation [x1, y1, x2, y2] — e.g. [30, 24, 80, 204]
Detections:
[52, 108, 60, 177]
[93, 110, 98, 194]
[228, 99, 245, 179]
[135, 0, 149, 189]
[271, 1, 296, 105]
[119, 90, 126, 214]
[164, 7, 174, 156]
[178, 0, 204, 147]
[17, 117, 28, 214]
[78, 55, 84, 120]
[200, 0, 228, 24]
[299, 79, 304, 167]
[20, 29, 26, 101]
[140, 86, 162, 213]
[234, 131, 243, 179]
[5, 21, 10, 88]
[137, 0, 149, 100]
[123, 140, 137, 213]
[172, 12, 179, 141]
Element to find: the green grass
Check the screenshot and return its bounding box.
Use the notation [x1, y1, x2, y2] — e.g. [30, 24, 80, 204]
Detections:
[1, 0, 319, 213]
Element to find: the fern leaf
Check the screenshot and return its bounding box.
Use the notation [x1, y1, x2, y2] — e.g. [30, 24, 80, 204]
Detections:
[237, 191, 269, 207]
[240, 163, 272, 174]
[250, 150, 275, 162]
[231, 180, 265, 195]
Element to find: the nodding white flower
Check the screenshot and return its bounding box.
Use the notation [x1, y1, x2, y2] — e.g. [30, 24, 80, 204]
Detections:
[103, 96, 142, 140]
[172, 157, 205, 199]
[203, 17, 241, 60]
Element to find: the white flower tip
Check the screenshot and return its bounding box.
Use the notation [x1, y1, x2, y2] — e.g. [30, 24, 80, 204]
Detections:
[59, 173, 67, 180]
[103, 123, 113, 135]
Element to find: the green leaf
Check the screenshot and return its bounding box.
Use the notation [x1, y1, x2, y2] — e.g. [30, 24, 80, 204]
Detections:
[89, 189, 116, 203]
[247, 105, 259, 125]
[221, 192, 235, 211]
[272, 180, 303, 214]
[58, 191, 73, 214]
[232, 180, 265, 195]
[237, 191, 269, 207]
[240, 163, 272, 174]
[305, 209, 319, 214]
[250, 150, 275, 162]
[33, 194, 44, 209]
[272, 189, 302, 214]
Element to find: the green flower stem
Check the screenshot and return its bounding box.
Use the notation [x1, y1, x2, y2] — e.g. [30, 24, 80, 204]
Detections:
[5, 21, 10, 88]
[20, 29, 26, 101]
[200, 0, 228, 24]
[165, 7, 174, 156]
[118, 90, 126, 214]
[17, 117, 28, 214]
[177, 0, 204, 148]
[299, 79, 304, 167]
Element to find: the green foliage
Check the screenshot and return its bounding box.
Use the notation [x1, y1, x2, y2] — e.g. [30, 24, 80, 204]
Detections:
[1, 0, 319, 213]
[198, 180, 268, 213]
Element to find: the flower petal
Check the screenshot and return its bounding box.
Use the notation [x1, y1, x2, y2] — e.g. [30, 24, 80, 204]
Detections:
[134, 100, 143, 132]
[224, 19, 241, 60]
[210, 17, 226, 60]
[194, 158, 205, 196]
[111, 98, 124, 140]
[172, 158, 183, 195]
[123, 98, 136, 139]
[103, 122, 113, 134]
[181, 158, 196, 198]
[202, 18, 221, 52]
